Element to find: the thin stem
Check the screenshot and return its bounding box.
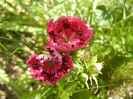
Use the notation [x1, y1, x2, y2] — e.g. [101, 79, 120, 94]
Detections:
[90, 0, 99, 26]
[122, 0, 126, 29]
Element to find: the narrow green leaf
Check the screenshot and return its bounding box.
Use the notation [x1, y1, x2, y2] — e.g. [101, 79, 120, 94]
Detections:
[32, 4, 47, 24]
[92, 75, 98, 94]
[0, 42, 8, 51]
[0, 66, 22, 97]
[0, 0, 16, 14]
[0, 22, 43, 33]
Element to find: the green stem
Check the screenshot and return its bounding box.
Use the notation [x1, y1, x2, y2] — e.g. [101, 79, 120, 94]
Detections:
[90, 0, 99, 26]
[122, 0, 126, 29]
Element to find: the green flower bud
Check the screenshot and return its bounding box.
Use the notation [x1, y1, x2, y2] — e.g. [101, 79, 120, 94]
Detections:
[93, 63, 103, 71]
[81, 73, 88, 81]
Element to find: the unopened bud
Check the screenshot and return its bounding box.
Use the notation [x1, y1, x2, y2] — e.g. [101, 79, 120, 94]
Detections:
[93, 63, 103, 71]
[81, 73, 88, 81]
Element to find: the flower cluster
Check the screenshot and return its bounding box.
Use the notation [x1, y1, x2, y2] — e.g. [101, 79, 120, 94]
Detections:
[26, 16, 93, 84]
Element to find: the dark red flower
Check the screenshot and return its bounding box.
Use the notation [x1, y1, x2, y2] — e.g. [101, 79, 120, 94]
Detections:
[46, 16, 93, 52]
[26, 47, 73, 84]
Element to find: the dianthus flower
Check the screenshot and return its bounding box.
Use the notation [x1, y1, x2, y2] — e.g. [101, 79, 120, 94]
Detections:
[46, 16, 93, 51]
[26, 47, 73, 84]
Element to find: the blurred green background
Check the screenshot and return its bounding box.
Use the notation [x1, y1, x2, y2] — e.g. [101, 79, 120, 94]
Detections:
[0, 0, 133, 99]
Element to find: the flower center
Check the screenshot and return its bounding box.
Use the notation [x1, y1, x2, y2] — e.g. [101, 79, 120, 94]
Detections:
[43, 55, 55, 67]
[61, 32, 76, 43]
[47, 60, 54, 66]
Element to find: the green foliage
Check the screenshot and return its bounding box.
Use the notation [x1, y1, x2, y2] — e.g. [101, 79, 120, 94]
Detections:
[72, 90, 95, 99]
[0, 0, 133, 99]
